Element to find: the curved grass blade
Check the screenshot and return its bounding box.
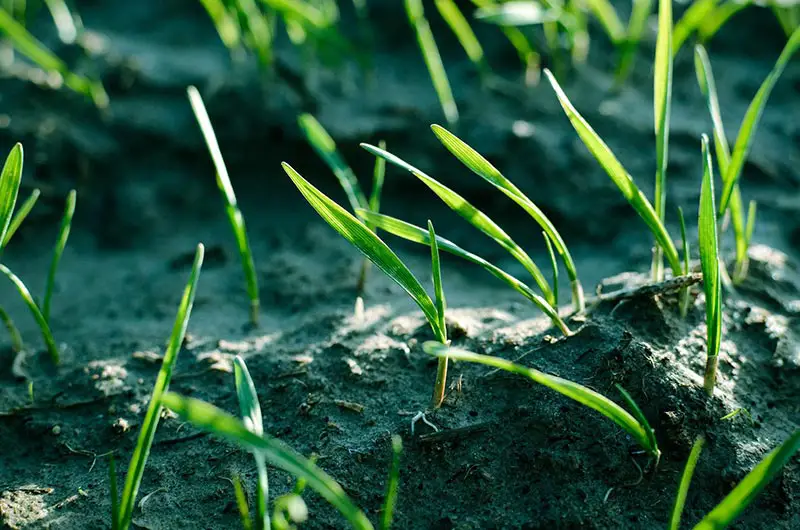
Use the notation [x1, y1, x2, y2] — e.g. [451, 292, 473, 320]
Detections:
[234, 356, 269, 530]
[698, 136, 721, 396]
[379, 435, 402, 530]
[614, 0, 654, 85]
[652, 0, 674, 281]
[160, 392, 375, 530]
[670, 436, 704, 530]
[584, 0, 625, 44]
[198, 0, 243, 50]
[3, 189, 40, 248]
[544, 69, 682, 277]
[232, 475, 253, 530]
[283, 163, 444, 341]
[423, 342, 658, 457]
[358, 210, 570, 335]
[0, 305, 23, 353]
[697, 1, 747, 41]
[694, 430, 800, 530]
[0, 143, 23, 247]
[42, 189, 75, 323]
[361, 141, 554, 306]
[405, 0, 458, 125]
[718, 28, 800, 216]
[0, 11, 108, 107]
[615, 384, 659, 464]
[0, 264, 58, 363]
[543, 232, 558, 309]
[427, 125, 585, 309]
[117, 244, 204, 530]
[428, 220, 449, 408]
[678, 206, 691, 317]
[187, 87, 260, 325]
[297, 114, 368, 212]
[672, 0, 716, 57]
[435, 0, 490, 79]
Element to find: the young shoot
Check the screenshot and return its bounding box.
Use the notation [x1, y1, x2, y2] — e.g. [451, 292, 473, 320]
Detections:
[283, 164, 451, 406]
[698, 136, 721, 396]
[669, 436, 704, 530]
[405, 0, 458, 125]
[435, 0, 491, 80]
[428, 220, 449, 407]
[694, 430, 800, 529]
[423, 342, 660, 461]
[43, 189, 76, 323]
[187, 86, 260, 325]
[3, 188, 40, 247]
[379, 436, 403, 530]
[115, 244, 204, 530]
[160, 392, 374, 529]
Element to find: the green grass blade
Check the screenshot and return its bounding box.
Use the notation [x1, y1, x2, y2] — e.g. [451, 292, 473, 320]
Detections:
[584, 0, 625, 43]
[0, 10, 108, 107]
[109, 454, 119, 530]
[357, 209, 570, 335]
[718, 28, 800, 215]
[0, 264, 58, 363]
[379, 435, 402, 530]
[283, 163, 444, 341]
[697, 1, 747, 41]
[672, 0, 716, 57]
[745, 200, 757, 248]
[471, 0, 541, 83]
[368, 140, 387, 215]
[298, 114, 368, 212]
[232, 0, 274, 66]
[423, 343, 657, 457]
[234, 356, 269, 530]
[160, 392, 375, 530]
[543, 232, 558, 309]
[693, 45, 731, 175]
[0, 143, 23, 248]
[42, 189, 75, 323]
[232, 475, 254, 530]
[652, 0, 673, 281]
[670, 436, 705, 530]
[698, 136, 721, 396]
[427, 125, 584, 309]
[3, 189, 40, 248]
[435, 0, 490, 78]
[694, 430, 800, 530]
[187, 87, 260, 325]
[615, 384, 659, 462]
[678, 206, 691, 317]
[614, 0, 653, 85]
[405, 0, 458, 125]
[544, 69, 682, 277]
[117, 244, 204, 530]
[0, 305, 23, 353]
[361, 141, 554, 306]
[428, 220, 449, 408]
[198, 0, 243, 50]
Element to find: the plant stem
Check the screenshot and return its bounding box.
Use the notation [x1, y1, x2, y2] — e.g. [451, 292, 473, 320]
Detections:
[704, 355, 718, 395]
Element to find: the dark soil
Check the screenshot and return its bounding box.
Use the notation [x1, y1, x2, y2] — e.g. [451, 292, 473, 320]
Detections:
[0, 1, 798, 528]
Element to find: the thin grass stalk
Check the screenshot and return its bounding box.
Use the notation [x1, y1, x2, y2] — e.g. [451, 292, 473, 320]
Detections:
[0, 305, 22, 352]
[697, 1, 747, 41]
[405, 0, 458, 125]
[543, 232, 558, 309]
[379, 435, 402, 530]
[187, 87, 259, 325]
[428, 220, 448, 408]
[672, 0, 716, 57]
[42, 189, 75, 323]
[435, 0, 490, 80]
[0, 10, 108, 107]
[698, 136, 721, 396]
[584, 0, 625, 44]
[678, 207, 691, 317]
[669, 436, 704, 530]
[615, 0, 653, 85]
[652, 0, 673, 281]
[117, 244, 204, 530]
[232, 475, 254, 530]
[42, 0, 78, 44]
[3, 188, 40, 247]
[0, 264, 58, 363]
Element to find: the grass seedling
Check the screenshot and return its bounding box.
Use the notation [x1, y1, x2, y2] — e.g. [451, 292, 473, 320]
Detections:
[282, 163, 452, 406]
[669, 436, 704, 530]
[108, 454, 119, 530]
[115, 244, 204, 530]
[0, 9, 108, 107]
[428, 220, 449, 407]
[652, 0, 673, 281]
[543, 231, 558, 308]
[423, 342, 660, 461]
[678, 207, 691, 317]
[3, 188, 40, 247]
[614, 0, 654, 85]
[42, 189, 75, 323]
[694, 429, 800, 529]
[435, 0, 491, 80]
[160, 392, 374, 529]
[698, 135, 721, 396]
[0, 143, 58, 362]
[405, 0, 458, 125]
[233, 356, 269, 530]
[187, 87, 260, 325]
[356, 210, 570, 335]
[544, 69, 683, 279]
[379, 435, 402, 530]
[232, 474, 253, 530]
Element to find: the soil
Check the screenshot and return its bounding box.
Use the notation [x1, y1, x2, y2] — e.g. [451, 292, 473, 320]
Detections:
[0, 1, 798, 529]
